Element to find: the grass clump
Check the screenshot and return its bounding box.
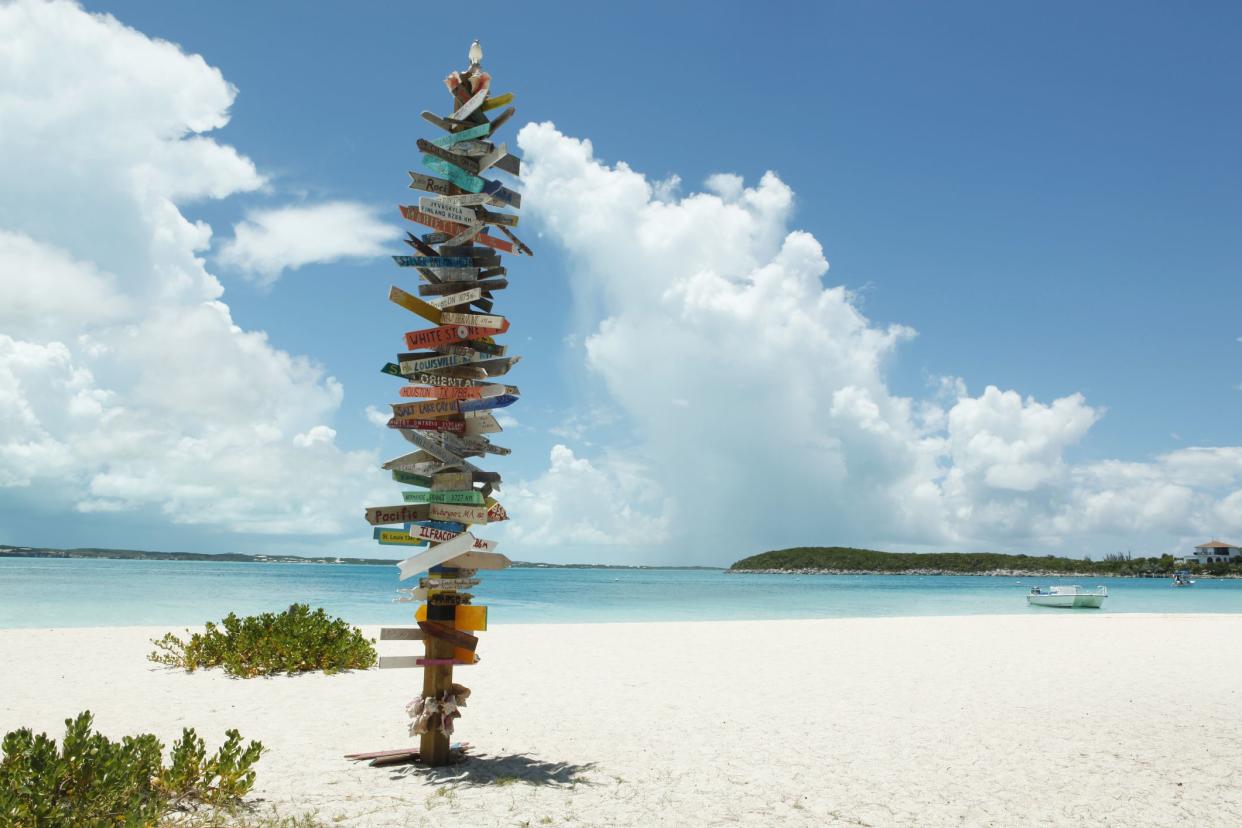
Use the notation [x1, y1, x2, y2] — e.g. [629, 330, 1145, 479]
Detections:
[0, 711, 263, 827]
[149, 604, 376, 678]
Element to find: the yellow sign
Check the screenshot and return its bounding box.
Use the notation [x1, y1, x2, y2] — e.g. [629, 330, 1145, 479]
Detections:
[415, 604, 488, 632]
[388, 285, 442, 324]
[480, 92, 513, 112]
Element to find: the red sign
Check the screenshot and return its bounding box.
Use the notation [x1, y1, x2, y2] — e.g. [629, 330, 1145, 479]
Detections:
[388, 416, 466, 434]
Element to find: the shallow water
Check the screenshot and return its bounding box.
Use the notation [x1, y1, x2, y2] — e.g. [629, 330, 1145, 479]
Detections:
[1, 557, 1239, 628]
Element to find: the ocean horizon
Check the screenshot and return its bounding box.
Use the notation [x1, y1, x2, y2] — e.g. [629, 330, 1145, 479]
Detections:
[3, 556, 1240, 629]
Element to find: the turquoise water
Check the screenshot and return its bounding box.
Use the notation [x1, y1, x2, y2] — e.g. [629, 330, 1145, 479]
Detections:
[2, 558, 1241, 628]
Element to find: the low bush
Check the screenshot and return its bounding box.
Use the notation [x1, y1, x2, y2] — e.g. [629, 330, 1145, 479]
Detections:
[0, 711, 263, 827]
[149, 604, 376, 678]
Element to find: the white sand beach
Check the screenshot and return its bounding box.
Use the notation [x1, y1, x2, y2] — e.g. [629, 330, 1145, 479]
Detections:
[2, 615, 1241, 827]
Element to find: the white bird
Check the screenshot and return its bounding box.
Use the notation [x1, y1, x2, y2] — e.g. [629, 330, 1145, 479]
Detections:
[469, 40, 483, 67]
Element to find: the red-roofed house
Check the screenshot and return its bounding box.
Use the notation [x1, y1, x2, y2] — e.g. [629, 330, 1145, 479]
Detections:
[1185, 540, 1241, 565]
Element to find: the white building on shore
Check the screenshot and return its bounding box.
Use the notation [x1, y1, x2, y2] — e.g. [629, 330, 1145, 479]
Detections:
[1181, 540, 1242, 565]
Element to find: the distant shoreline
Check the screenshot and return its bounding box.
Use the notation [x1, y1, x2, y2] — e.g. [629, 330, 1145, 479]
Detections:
[0, 545, 720, 571]
[730, 568, 1241, 579]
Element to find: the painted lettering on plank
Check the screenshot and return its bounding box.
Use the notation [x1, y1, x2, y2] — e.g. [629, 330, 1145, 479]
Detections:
[365, 503, 431, 526]
[393, 255, 471, 268]
[402, 490, 485, 505]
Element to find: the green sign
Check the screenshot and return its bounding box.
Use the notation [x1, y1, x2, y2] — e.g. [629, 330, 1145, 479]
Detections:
[401, 490, 486, 505]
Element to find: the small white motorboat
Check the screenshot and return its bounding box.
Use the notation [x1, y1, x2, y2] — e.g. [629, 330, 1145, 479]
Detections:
[1027, 585, 1108, 608]
[1172, 572, 1195, 587]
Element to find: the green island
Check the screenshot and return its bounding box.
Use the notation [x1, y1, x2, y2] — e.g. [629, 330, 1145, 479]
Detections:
[0, 544, 718, 571]
[729, 546, 1242, 577]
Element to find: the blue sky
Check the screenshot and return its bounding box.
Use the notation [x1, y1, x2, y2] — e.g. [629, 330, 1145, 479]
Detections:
[0, 1, 1239, 564]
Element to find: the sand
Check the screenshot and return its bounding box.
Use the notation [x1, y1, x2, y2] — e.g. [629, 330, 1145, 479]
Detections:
[2, 615, 1241, 827]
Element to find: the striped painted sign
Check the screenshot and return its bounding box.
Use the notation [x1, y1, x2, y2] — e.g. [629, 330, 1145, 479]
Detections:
[459, 393, 519, 413]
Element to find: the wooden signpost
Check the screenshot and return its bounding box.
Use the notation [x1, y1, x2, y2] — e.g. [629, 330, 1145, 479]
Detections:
[357, 40, 527, 770]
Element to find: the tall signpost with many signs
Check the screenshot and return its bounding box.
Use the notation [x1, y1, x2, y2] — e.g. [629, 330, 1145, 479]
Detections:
[355, 41, 528, 769]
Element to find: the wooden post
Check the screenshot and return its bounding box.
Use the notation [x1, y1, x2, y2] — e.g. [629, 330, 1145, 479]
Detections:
[420, 563, 456, 766]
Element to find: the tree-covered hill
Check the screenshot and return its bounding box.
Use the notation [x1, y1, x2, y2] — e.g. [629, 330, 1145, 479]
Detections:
[729, 546, 1237, 576]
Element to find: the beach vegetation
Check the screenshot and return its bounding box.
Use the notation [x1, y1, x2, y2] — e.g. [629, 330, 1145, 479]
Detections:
[0, 711, 262, 827]
[148, 604, 376, 678]
[730, 546, 1242, 576]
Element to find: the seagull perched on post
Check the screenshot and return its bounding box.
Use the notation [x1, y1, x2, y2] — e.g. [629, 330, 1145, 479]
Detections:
[468, 40, 483, 68]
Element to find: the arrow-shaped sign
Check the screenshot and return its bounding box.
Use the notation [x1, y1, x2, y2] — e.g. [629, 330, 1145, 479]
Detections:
[402, 490, 485, 505]
[388, 285, 442, 324]
[365, 503, 431, 526]
[396, 530, 477, 580]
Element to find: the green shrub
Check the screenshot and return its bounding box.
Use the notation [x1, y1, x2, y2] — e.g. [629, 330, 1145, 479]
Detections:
[0, 711, 262, 827]
[149, 604, 376, 678]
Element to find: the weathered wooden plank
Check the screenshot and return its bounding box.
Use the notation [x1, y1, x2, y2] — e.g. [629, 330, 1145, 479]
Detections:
[418, 620, 479, 652]
[380, 627, 426, 641]
[480, 92, 513, 112]
[429, 503, 488, 524]
[440, 311, 506, 330]
[488, 107, 516, 136]
[378, 656, 423, 669]
[396, 531, 477, 580]
[459, 393, 520, 412]
[365, 504, 432, 526]
[402, 490, 484, 505]
[418, 197, 478, 225]
[391, 399, 460, 419]
[422, 157, 485, 192]
[497, 226, 534, 256]
[389, 417, 466, 434]
[389, 285, 442, 324]
[447, 551, 510, 572]
[394, 255, 470, 268]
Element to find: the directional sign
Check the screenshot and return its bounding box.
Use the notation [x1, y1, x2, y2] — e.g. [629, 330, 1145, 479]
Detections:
[486, 498, 509, 522]
[401, 370, 488, 388]
[399, 385, 505, 401]
[481, 179, 522, 209]
[388, 417, 466, 434]
[392, 469, 433, 488]
[391, 399, 460, 418]
[373, 528, 429, 546]
[432, 267, 483, 282]
[389, 285, 442, 324]
[417, 620, 478, 652]
[418, 577, 481, 590]
[427, 471, 475, 489]
[480, 92, 514, 112]
[396, 530, 477, 580]
[419, 197, 477, 226]
[488, 107, 516, 136]
[382, 450, 437, 470]
[450, 86, 489, 121]
[440, 311, 506, 330]
[429, 288, 485, 309]
[414, 604, 489, 631]
[434, 192, 494, 207]
[401, 429, 468, 465]
[429, 503, 489, 524]
[412, 524, 499, 552]
[477, 142, 508, 174]
[399, 354, 473, 374]
[404, 323, 497, 351]
[407, 171, 469, 197]
[393, 255, 470, 268]
[445, 552, 511, 572]
[463, 412, 501, 435]
[365, 503, 431, 526]
[497, 226, 534, 257]
[445, 140, 492, 157]
[402, 490, 485, 505]
[422, 157, 484, 192]
[429, 122, 491, 148]
[479, 209, 519, 228]
[418, 139, 482, 176]
[459, 393, 520, 413]
[445, 221, 483, 246]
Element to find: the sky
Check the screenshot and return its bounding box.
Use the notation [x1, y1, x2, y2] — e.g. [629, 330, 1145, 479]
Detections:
[0, 0, 1239, 565]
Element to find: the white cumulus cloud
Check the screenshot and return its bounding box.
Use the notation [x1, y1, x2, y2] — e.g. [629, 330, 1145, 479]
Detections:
[217, 201, 396, 286]
[513, 122, 1242, 562]
[0, 0, 386, 537]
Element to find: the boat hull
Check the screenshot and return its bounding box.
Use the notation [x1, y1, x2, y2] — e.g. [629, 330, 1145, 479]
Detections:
[1027, 594, 1106, 609]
